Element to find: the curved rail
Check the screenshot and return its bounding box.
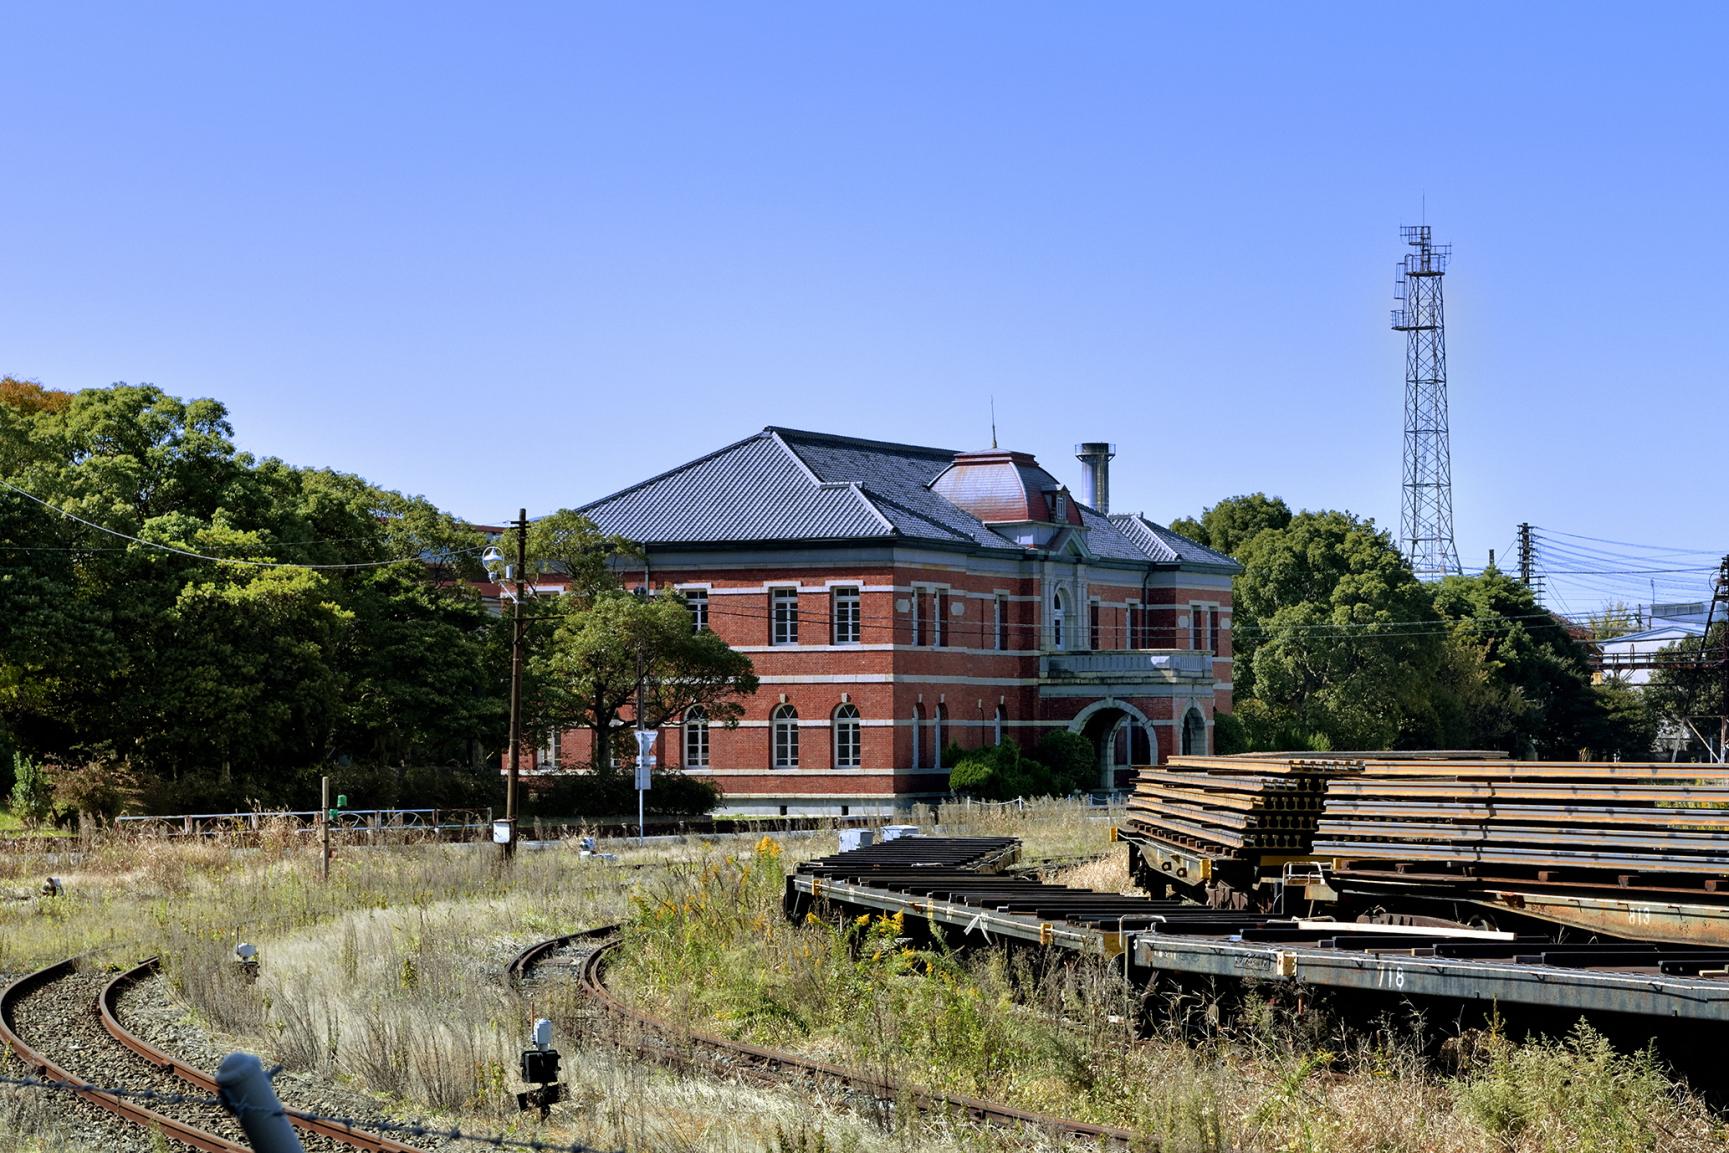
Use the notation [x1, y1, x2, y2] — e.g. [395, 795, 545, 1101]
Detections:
[0, 958, 250, 1153]
[100, 958, 425, 1152]
[514, 927, 1146, 1150]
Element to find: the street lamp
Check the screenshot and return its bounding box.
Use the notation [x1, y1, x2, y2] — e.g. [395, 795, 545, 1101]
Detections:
[484, 510, 529, 859]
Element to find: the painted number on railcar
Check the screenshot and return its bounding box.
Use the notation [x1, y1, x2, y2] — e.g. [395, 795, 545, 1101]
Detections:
[1376, 962, 1406, 990]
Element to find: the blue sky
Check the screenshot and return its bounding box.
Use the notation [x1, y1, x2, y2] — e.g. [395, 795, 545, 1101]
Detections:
[2, 4, 1723, 612]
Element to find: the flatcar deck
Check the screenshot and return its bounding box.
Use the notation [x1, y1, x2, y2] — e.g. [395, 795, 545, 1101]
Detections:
[787, 838, 1729, 1024]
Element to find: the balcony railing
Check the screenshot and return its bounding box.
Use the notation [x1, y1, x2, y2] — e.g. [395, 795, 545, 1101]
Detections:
[1041, 649, 1214, 682]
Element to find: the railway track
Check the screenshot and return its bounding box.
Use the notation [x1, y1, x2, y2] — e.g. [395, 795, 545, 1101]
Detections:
[1, 956, 424, 1152]
[509, 926, 1148, 1150]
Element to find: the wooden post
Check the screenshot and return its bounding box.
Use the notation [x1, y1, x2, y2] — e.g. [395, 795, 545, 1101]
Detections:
[320, 776, 331, 882]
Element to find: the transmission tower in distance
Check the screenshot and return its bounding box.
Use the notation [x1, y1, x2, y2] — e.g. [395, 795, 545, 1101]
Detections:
[1392, 224, 1462, 580]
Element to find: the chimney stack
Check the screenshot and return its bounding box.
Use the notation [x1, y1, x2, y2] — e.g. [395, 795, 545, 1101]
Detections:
[1075, 442, 1116, 514]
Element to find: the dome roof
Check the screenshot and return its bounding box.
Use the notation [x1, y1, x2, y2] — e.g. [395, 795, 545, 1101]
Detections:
[928, 450, 1084, 527]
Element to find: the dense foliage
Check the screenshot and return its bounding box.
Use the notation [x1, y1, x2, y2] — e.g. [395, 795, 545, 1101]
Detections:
[0, 379, 506, 813]
[947, 731, 1098, 800]
[1178, 495, 1656, 757]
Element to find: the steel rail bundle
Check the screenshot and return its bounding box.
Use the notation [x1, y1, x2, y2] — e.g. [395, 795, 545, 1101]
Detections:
[786, 839, 1729, 1024]
[99, 958, 424, 1152]
[508, 918, 1146, 1149]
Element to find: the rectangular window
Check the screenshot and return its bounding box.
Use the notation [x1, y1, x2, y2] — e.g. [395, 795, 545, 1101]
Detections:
[1089, 601, 1101, 651]
[685, 589, 708, 633]
[772, 588, 799, 645]
[933, 589, 947, 647]
[994, 595, 1007, 650]
[1190, 604, 1208, 652]
[909, 589, 920, 646]
[832, 587, 861, 644]
[1128, 602, 1141, 649]
[684, 718, 709, 768]
[536, 730, 558, 769]
[1210, 613, 1221, 656]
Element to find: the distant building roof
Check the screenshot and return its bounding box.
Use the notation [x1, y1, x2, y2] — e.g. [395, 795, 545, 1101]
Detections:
[1598, 622, 1706, 647]
[578, 426, 1241, 573]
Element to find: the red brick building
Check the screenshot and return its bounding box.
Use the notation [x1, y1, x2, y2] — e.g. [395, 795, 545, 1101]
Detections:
[570, 427, 1237, 816]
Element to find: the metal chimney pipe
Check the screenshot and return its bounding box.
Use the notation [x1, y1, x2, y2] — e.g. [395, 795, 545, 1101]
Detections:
[1074, 442, 1116, 514]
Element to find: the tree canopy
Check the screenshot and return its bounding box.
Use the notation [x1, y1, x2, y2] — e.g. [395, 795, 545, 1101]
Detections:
[0, 381, 506, 805]
[1181, 498, 1654, 759]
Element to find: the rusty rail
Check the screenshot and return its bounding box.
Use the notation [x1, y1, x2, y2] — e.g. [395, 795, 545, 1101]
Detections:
[98, 958, 425, 1152]
[0, 958, 251, 1153]
[511, 926, 1149, 1150]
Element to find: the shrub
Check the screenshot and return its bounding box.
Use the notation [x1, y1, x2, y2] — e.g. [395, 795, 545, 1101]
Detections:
[950, 742, 1052, 801]
[1213, 711, 1250, 754]
[8, 753, 54, 828]
[1034, 730, 1096, 794]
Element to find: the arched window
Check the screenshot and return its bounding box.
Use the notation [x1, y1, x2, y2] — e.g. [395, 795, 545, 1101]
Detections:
[684, 707, 710, 769]
[932, 704, 946, 769]
[1181, 708, 1207, 756]
[1051, 589, 1067, 649]
[993, 704, 1005, 746]
[773, 704, 799, 768]
[833, 703, 861, 768]
[911, 705, 923, 769]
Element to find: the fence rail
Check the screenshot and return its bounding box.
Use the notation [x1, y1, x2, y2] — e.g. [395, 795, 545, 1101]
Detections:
[112, 808, 492, 839]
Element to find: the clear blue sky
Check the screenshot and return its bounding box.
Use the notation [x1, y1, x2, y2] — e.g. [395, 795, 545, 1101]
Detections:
[3, 4, 1723, 612]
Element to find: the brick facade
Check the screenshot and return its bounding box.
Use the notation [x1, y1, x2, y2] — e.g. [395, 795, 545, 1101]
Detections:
[538, 428, 1238, 816]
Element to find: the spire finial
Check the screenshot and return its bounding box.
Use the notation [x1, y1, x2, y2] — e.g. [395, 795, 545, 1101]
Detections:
[990, 395, 998, 450]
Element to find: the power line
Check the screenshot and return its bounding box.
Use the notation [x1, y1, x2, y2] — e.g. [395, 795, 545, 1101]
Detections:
[0, 477, 477, 571]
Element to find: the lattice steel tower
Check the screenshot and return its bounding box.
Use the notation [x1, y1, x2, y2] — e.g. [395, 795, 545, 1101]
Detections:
[1391, 224, 1462, 579]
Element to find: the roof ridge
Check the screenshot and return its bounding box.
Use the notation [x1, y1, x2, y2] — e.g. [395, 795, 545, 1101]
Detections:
[767, 429, 826, 486]
[764, 425, 959, 458]
[577, 430, 774, 514]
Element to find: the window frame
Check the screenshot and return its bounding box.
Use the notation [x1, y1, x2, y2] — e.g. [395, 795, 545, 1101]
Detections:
[772, 703, 800, 768]
[833, 702, 861, 768]
[771, 587, 800, 646]
[684, 706, 710, 769]
[993, 594, 1007, 651]
[832, 586, 861, 645]
[684, 589, 709, 633]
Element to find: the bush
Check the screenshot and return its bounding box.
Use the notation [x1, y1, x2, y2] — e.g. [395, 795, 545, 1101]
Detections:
[950, 742, 1052, 801]
[1213, 711, 1250, 754]
[8, 753, 54, 828]
[523, 767, 717, 819]
[1034, 730, 1096, 794]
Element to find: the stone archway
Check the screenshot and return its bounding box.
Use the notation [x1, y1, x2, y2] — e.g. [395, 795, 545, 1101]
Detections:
[1070, 698, 1154, 790]
[1181, 707, 1208, 756]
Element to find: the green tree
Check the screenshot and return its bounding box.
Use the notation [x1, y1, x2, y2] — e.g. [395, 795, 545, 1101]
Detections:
[1645, 622, 1726, 760]
[529, 588, 758, 773]
[1430, 567, 1626, 759]
[8, 753, 54, 827]
[0, 381, 508, 803]
[1169, 493, 1292, 559]
[1232, 510, 1446, 750]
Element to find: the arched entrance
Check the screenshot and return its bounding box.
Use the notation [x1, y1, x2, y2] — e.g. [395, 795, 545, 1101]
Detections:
[1181, 707, 1208, 756]
[1070, 699, 1155, 790]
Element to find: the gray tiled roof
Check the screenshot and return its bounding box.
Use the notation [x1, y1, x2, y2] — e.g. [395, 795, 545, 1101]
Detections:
[1109, 513, 1242, 571]
[581, 426, 1237, 574]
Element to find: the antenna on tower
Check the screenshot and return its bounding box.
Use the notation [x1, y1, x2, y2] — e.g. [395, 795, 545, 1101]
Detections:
[1391, 224, 1462, 580]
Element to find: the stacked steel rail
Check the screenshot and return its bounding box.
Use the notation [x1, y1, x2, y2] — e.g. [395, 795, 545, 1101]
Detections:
[1309, 760, 1729, 942]
[1120, 755, 1366, 893]
[788, 837, 1729, 1023]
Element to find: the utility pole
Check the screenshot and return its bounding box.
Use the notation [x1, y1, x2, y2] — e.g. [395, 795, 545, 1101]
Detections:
[633, 585, 649, 845]
[503, 508, 528, 860]
[1718, 556, 1728, 764]
[320, 775, 330, 881]
[1517, 523, 1534, 589]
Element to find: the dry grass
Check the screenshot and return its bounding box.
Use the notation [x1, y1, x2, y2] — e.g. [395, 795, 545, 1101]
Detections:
[3, 806, 1727, 1152]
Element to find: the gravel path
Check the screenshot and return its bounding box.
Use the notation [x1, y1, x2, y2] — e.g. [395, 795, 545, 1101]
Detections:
[115, 969, 454, 1150]
[5, 961, 418, 1152]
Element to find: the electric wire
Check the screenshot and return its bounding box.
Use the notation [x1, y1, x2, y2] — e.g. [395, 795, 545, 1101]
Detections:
[0, 477, 480, 570]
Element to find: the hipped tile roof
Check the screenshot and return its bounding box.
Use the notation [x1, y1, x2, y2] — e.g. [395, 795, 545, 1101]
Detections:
[578, 427, 1239, 572]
